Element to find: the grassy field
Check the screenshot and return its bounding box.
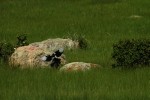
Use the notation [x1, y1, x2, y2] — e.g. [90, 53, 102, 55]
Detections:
[0, 0, 150, 99]
[0, 65, 150, 100]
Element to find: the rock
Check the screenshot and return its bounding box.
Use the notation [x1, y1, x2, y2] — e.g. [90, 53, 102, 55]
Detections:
[129, 15, 142, 19]
[10, 38, 79, 68]
[60, 62, 99, 72]
[10, 45, 66, 68]
[29, 38, 79, 51]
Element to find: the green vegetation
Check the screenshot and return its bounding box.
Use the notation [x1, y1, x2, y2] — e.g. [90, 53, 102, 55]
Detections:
[16, 34, 29, 47]
[64, 33, 88, 49]
[0, 42, 14, 62]
[0, 0, 150, 99]
[112, 39, 150, 67]
[0, 34, 29, 62]
[0, 65, 150, 100]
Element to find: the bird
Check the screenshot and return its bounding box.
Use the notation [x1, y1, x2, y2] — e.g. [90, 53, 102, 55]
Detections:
[41, 48, 64, 61]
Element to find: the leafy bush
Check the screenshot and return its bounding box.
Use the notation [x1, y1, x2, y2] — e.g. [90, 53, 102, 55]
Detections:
[112, 39, 150, 68]
[16, 34, 29, 47]
[0, 34, 29, 63]
[0, 42, 15, 62]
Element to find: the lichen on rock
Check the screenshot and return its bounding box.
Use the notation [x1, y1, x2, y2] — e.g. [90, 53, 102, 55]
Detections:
[10, 38, 78, 68]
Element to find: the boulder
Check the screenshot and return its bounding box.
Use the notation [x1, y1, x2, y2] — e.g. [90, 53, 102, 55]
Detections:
[10, 38, 79, 68]
[10, 45, 66, 68]
[60, 62, 99, 72]
[29, 38, 79, 51]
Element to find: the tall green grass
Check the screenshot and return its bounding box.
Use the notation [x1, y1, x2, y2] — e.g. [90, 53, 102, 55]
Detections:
[0, 64, 150, 100]
[0, 0, 150, 99]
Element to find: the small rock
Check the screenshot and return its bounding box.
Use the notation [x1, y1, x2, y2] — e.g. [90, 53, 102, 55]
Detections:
[60, 62, 99, 72]
[129, 15, 142, 19]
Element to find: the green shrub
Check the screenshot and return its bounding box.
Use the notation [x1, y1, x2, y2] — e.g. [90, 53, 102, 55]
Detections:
[16, 34, 29, 47]
[112, 39, 150, 68]
[0, 42, 15, 62]
[0, 34, 29, 63]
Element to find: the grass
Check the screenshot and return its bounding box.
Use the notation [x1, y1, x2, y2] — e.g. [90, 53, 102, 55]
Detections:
[0, 64, 150, 100]
[1, 0, 150, 65]
[0, 0, 150, 99]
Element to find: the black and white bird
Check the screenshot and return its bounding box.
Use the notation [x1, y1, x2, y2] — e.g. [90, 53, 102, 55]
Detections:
[41, 48, 64, 68]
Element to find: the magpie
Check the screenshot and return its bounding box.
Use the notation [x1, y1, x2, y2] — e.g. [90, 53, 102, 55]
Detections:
[41, 48, 64, 68]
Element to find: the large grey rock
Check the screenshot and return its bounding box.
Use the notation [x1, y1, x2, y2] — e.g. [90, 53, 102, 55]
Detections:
[10, 45, 66, 68]
[29, 38, 79, 51]
[10, 38, 78, 68]
[60, 62, 99, 72]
